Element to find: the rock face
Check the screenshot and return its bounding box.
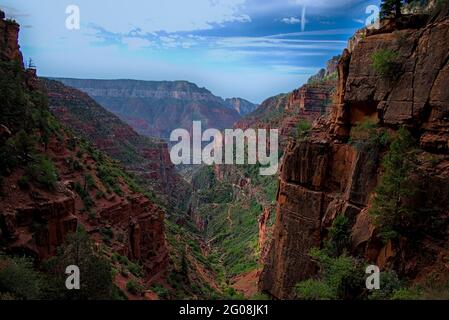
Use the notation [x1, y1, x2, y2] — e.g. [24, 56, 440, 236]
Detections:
[50, 78, 241, 139]
[225, 98, 258, 116]
[260, 12, 449, 299]
[0, 11, 23, 67]
[235, 59, 337, 149]
[258, 207, 273, 264]
[41, 79, 191, 215]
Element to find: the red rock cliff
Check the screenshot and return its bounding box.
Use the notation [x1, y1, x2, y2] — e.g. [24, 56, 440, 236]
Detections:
[260, 11, 449, 299]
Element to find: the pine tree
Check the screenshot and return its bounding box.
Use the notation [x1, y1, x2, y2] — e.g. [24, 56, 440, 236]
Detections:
[43, 227, 114, 299]
[381, 0, 406, 18]
[370, 127, 419, 241]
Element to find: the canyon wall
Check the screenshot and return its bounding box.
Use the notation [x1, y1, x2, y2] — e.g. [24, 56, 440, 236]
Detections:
[0, 12, 23, 67]
[42, 79, 191, 216]
[0, 10, 168, 279]
[260, 11, 449, 299]
[51, 78, 241, 139]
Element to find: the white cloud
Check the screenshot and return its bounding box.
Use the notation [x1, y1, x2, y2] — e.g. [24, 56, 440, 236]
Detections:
[282, 17, 301, 24]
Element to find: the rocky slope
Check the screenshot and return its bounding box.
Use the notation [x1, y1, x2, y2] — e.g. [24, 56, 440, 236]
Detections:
[235, 60, 337, 149]
[260, 8, 449, 299]
[225, 97, 258, 116]
[40, 78, 190, 216]
[51, 78, 241, 139]
[0, 11, 168, 297]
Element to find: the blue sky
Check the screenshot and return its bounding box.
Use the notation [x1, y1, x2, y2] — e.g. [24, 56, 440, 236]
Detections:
[1, 0, 380, 103]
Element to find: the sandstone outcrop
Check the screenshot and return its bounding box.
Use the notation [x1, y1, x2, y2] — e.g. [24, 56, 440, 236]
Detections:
[0, 11, 23, 67]
[260, 12, 449, 299]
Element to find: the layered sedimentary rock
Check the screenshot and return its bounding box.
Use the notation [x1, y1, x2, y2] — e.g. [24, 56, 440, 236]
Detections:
[0, 12, 169, 279]
[42, 79, 191, 215]
[235, 57, 338, 151]
[50, 78, 241, 139]
[225, 97, 258, 116]
[0, 11, 23, 67]
[260, 11, 449, 299]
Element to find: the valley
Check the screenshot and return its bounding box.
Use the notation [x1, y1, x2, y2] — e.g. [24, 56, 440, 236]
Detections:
[1, 0, 449, 301]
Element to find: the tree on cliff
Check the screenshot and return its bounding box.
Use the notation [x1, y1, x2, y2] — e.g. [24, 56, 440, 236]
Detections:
[381, 0, 414, 18]
[370, 127, 419, 241]
[43, 227, 115, 300]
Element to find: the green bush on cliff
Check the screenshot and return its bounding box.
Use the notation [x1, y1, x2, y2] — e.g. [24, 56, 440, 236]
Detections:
[325, 215, 351, 257]
[371, 49, 401, 79]
[26, 155, 58, 190]
[296, 119, 312, 141]
[349, 118, 390, 152]
[295, 249, 365, 300]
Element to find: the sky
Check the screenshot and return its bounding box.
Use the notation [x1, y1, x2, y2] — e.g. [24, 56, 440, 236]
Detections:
[0, 0, 380, 103]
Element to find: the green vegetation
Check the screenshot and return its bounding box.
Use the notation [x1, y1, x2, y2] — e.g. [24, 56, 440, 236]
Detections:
[44, 227, 115, 300]
[296, 119, 312, 141]
[26, 155, 58, 190]
[0, 256, 44, 300]
[368, 271, 402, 300]
[381, 0, 406, 18]
[324, 215, 351, 257]
[295, 249, 364, 300]
[0, 228, 118, 300]
[349, 118, 390, 152]
[111, 253, 143, 278]
[369, 127, 419, 241]
[126, 280, 144, 296]
[371, 49, 401, 79]
[151, 284, 169, 299]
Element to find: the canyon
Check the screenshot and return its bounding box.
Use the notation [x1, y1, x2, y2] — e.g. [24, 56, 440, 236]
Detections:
[51, 78, 244, 140]
[1, 2, 449, 301]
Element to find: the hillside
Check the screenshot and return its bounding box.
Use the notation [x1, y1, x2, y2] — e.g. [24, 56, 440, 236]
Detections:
[0, 13, 168, 299]
[51, 78, 241, 139]
[235, 58, 338, 148]
[40, 78, 191, 216]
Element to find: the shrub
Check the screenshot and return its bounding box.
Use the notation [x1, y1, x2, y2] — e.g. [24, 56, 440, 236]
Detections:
[296, 120, 312, 141]
[325, 215, 350, 257]
[85, 175, 96, 190]
[369, 271, 402, 300]
[349, 118, 390, 153]
[95, 190, 105, 199]
[126, 280, 144, 296]
[26, 155, 58, 190]
[152, 284, 170, 299]
[371, 49, 400, 79]
[127, 262, 143, 278]
[12, 130, 36, 163]
[295, 249, 365, 300]
[43, 227, 114, 300]
[68, 157, 83, 172]
[100, 227, 114, 243]
[0, 256, 43, 300]
[296, 279, 335, 300]
[391, 287, 422, 300]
